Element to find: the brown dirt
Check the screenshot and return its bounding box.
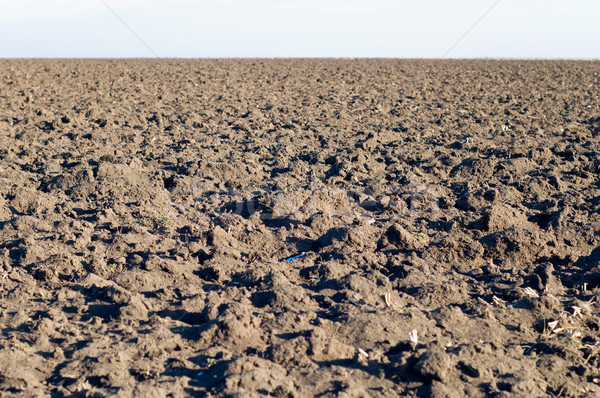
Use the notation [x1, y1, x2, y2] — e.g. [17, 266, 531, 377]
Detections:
[1, 59, 600, 397]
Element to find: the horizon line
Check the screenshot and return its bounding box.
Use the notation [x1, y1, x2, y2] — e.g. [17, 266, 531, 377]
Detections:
[1, 57, 599, 61]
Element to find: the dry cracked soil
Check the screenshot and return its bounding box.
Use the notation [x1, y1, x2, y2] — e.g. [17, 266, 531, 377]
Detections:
[1, 59, 600, 397]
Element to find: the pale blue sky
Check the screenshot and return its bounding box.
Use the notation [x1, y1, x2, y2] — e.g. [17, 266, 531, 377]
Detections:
[1, 0, 598, 58]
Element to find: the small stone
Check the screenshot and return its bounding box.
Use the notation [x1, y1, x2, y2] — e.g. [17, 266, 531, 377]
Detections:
[379, 195, 391, 207]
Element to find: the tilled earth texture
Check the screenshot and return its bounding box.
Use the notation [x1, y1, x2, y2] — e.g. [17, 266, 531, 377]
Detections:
[1, 59, 600, 397]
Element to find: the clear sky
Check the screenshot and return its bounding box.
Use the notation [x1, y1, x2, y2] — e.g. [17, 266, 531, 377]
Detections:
[1, 0, 598, 58]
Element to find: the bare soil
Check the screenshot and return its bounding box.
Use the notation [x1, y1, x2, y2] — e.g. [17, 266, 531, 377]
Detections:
[1, 59, 600, 397]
